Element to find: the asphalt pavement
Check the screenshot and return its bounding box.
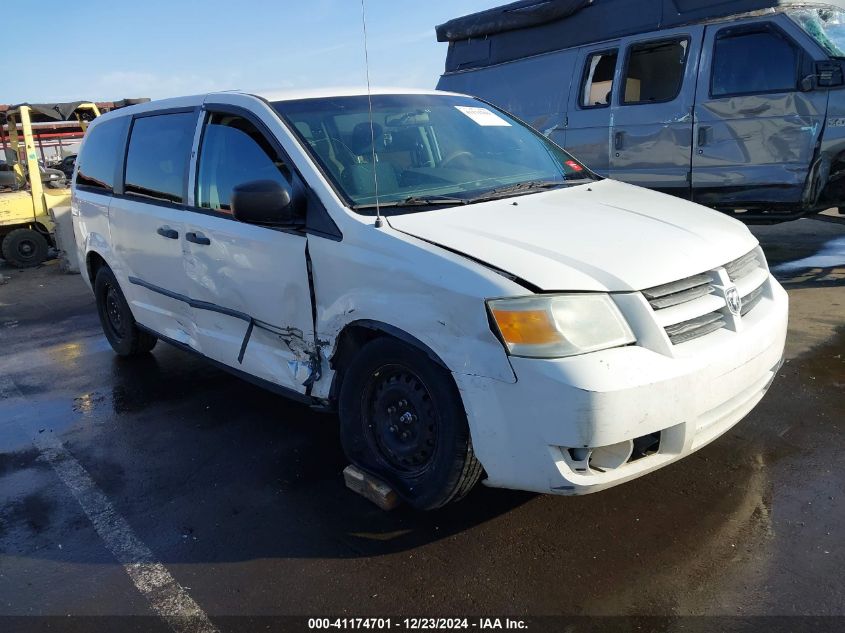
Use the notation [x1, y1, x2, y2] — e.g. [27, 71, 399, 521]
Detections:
[0, 215, 843, 632]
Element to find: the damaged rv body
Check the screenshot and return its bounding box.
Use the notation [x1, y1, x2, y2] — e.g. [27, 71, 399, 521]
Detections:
[437, 0, 845, 221]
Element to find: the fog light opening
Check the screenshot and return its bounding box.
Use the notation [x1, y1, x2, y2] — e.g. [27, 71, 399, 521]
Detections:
[628, 432, 662, 463]
[589, 440, 634, 471]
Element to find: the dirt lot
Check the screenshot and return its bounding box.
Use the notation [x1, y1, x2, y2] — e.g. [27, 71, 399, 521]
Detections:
[0, 216, 843, 632]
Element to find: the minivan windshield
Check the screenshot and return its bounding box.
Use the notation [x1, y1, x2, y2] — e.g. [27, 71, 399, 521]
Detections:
[791, 7, 845, 57]
[273, 94, 593, 213]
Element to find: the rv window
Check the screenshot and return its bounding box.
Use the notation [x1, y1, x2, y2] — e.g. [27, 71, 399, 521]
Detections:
[580, 50, 618, 108]
[712, 29, 799, 97]
[623, 39, 688, 105]
[124, 112, 196, 204]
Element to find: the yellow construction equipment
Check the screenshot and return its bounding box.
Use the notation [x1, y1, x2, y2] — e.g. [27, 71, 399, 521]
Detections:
[0, 102, 100, 267]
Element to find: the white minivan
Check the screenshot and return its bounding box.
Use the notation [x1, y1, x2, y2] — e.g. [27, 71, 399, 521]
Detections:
[72, 89, 788, 510]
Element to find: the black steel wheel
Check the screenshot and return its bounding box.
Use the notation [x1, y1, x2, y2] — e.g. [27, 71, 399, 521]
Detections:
[339, 338, 482, 510]
[94, 265, 157, 357]
[1, 228, 49, 268]
[364, 364, 439, 475]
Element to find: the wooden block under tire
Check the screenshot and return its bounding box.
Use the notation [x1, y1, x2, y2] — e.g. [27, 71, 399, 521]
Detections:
[343, 465, 400, 511]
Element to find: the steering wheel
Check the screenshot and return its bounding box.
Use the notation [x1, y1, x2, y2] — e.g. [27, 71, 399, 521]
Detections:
[440, 150, 474, 168]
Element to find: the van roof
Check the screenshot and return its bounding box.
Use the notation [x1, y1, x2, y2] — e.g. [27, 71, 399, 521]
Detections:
[87, 88, 465, 127]
[439, 0, 845, 74]
[259, 87, 459, 101]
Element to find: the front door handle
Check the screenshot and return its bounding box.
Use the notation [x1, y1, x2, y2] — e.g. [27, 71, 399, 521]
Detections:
[614, 131, 625, 151]
[186, 231, 211, 246]
[156, 226, 179, 240]
[697, 126, 711, 148]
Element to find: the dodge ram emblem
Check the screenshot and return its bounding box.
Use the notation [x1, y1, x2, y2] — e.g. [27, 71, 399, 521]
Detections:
[726, 287, 742, 316]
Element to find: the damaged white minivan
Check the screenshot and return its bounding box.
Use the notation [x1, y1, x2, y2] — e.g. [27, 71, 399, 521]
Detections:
[72, 89, 788, 509]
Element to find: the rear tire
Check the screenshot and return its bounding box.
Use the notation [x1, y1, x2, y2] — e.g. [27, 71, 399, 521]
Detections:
[94, 266, 157, 357]
[339, 337, 482, 510]
[1, 228, 49, 268]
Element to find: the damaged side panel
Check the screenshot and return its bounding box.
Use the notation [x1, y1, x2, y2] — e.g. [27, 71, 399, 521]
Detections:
[692, 93, 827, 208]
[182, 211, 318, 395]
[305, 227, 522, 402]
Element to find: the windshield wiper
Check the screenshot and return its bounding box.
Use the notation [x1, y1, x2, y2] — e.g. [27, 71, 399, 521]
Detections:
[465, 180, 567, 203]
[352, 195, 469, 211]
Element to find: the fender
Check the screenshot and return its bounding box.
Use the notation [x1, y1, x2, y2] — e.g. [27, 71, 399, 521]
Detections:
[334, 319, 450, 369]
[325, 319, 452, 409]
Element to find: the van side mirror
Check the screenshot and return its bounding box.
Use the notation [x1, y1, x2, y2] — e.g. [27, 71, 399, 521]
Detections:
[816, 61, 845, 88]
[231, 180, 300, 226]
[800, 75, 816, 92]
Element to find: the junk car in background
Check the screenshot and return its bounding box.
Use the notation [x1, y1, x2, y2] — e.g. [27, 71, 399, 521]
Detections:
[437, 0, 845, 222]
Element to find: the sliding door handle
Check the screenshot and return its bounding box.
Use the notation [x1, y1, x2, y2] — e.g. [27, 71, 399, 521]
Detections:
[186, 232, 211, 246]
[697, 126, 711, 147]
[614, 131, 625, 151]
[156, 226, 179, 240]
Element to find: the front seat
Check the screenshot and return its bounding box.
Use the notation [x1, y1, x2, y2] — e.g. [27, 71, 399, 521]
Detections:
[349, 122, 384, 158]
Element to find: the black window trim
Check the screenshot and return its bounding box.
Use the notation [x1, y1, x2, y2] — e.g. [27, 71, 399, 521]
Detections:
[709, 22, 804, 99]
[74, 115, 131, 198]
[619, 35, 692, 107]
[114, 106, 200, 211]
[194, 101, 342, 241]
[578, 47, 620, 111]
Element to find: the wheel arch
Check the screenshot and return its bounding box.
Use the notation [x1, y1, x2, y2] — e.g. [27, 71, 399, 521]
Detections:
[328, 319, 450, 404]
[85, 249, 109, 286]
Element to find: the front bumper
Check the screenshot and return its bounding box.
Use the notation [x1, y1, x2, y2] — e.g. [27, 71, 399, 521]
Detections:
[454, 277, 789, 495]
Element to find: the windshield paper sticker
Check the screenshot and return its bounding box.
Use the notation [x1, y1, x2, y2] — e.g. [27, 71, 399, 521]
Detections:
[455, 106, 511, 127]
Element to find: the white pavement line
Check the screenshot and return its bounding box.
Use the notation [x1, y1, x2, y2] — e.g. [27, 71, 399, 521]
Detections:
[1, 377, 218, 633]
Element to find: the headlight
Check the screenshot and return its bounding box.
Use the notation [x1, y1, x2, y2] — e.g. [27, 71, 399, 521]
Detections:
[488, 294, 635, 359]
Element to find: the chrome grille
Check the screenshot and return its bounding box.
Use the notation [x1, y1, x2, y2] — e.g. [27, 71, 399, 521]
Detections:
[664, 311, 727, 345]
[642, 274, 713, 310]
[725, 250, 761, 282]
[644, 248, 769, 346]
[741, 284, 765, 316]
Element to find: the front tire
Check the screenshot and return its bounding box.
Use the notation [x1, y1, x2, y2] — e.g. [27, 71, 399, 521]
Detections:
[339, 338, 482, 510]
[94, 266, 157, 357]
[1, 228, 49, 268]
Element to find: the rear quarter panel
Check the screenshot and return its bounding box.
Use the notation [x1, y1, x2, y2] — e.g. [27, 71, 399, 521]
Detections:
[71, 187, 113, 289]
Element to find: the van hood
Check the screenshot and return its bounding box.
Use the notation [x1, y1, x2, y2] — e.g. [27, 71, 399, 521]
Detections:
[387, 179, 758, 292]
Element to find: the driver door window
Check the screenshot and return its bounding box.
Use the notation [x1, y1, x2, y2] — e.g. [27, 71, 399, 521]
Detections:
[196, 113, 292, 215]
[711, 29, 799, 97]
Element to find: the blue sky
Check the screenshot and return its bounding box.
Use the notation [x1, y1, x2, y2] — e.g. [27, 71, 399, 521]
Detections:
[9, 0, 497, 104]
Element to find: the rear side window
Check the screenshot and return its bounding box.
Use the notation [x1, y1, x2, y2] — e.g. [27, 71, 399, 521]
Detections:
[623, 39, 689, 104]
[124, 112, 196, 204]
[581, 50, 618, 108]
[196, 113, 292, 213]
[76, 117, 127, 193]
[712, 29, 799, 97]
